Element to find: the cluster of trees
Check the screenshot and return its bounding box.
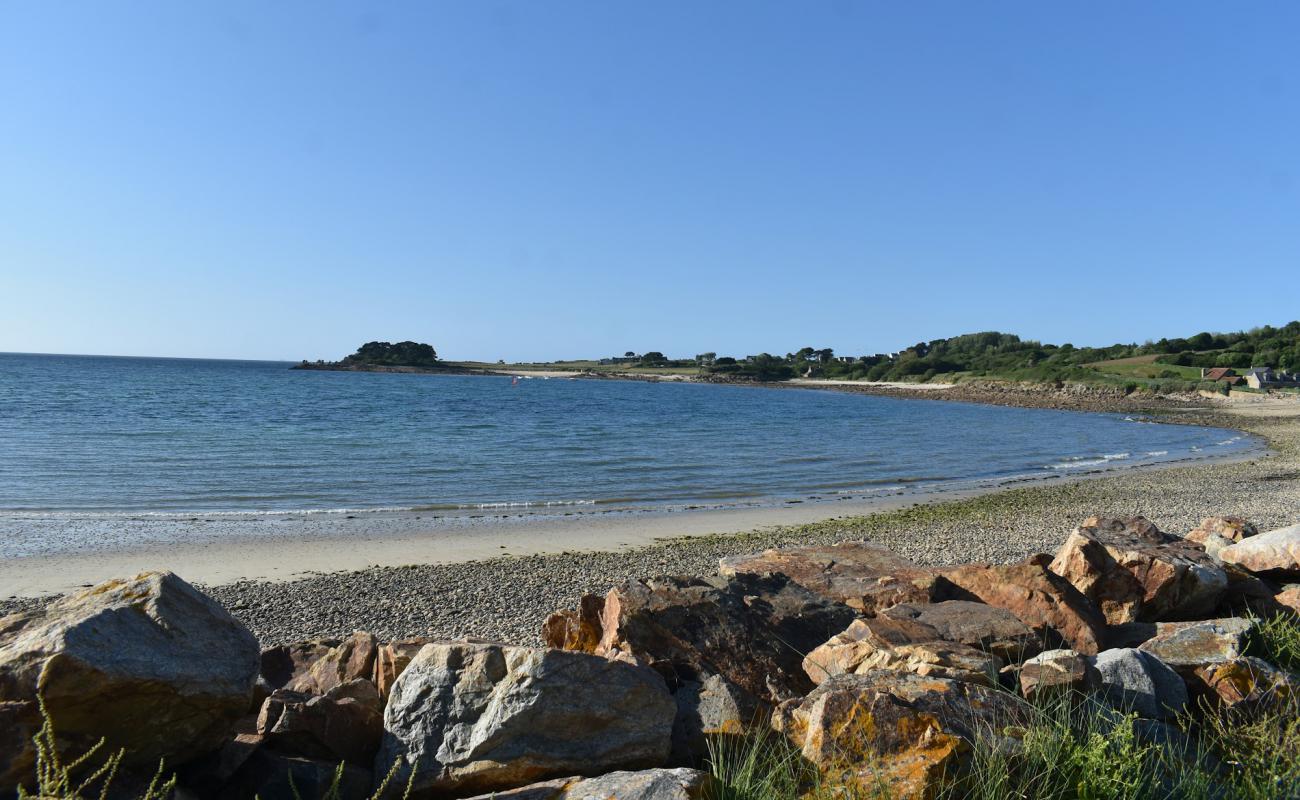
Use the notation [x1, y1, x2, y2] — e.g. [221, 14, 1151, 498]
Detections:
[342, 340, 439, 367]
[1152, 321, 1300, 371]
[677, 321, 1300, 385]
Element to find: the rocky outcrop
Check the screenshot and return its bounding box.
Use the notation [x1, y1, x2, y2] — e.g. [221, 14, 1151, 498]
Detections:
[257, 679, 384, 765]
[881, 600, 1040, 663]
[462, 769, 712, 800]
[1277, 584, 1300, 616]
[542, 573, 859, 704]
[1185, 516, 1258, 560]
[718, 541, 942, 614]
[289, 631, 378, 695]
[1091, 648, 1188, 720]
[772, 671, 1030, 800]
[1137, 618, 1254, 672]
[937, 555, 1107, 654]
[1220, 523, 1300, 578]
[260, 639, 342, 691]
[1049, 516, 1227, 624]
[0, 572, 259, 791]
[376, 642, 676, 797]
[804, 617, 1000, 687]
[1018, 649, 1098, 700]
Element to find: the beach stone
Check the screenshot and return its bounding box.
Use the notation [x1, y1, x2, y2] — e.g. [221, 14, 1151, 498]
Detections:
[461, 768, 712, 800]
[373, 637, 432, 699]
[1049, 516, 1227, 624]
[257, 678, 384, 765]
[1018, 649, 1098, 700]
[1137, 618, 1254, 672]
[544, 573, 859, 704]
[1190, 656, 1297, 709]
[1090, 648, 1188, 720]
[259, 638, 341, 690]
[541, 594, 606, 653]
[772, 671, 1031, 800]
[376, 641, 675, 797]
[670, 675, 766, 765]
[1186, 516, 1258, 560]
[0, 571, 259, 792]
[804, 618, 1001, 687]
[1220, 523, 1300, 578]
[937, 555, 1107, 654]
[289, 631, 377, 695]
[882, 600, 1040, 664]
[718, 541, 942, 614]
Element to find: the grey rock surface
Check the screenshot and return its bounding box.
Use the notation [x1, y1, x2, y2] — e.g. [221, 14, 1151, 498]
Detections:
[376, 641, 676, 796]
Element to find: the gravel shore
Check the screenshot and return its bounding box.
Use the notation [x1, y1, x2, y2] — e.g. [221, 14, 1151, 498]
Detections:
[5, 395, 1298, 648]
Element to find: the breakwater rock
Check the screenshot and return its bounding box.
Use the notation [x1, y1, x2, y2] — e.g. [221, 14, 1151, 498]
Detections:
[2, 515, 1298, 798]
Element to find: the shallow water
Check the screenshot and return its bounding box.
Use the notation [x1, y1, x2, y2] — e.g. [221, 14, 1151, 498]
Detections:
[0, 353, 1256, 527]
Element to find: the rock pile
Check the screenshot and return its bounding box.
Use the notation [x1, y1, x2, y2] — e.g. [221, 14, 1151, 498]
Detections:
[1, 515, 1298, 799]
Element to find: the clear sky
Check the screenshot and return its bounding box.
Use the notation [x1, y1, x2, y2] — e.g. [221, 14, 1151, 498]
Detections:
[2, 3, 1298, 362]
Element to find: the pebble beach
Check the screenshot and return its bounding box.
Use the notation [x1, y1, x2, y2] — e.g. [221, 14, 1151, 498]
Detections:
[4, 391, 1298, 648]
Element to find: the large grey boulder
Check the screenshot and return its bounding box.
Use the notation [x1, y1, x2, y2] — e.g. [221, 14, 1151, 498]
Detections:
[0, 572, 259, 792]
[462, 768, 712, 800]
[376, 642, 676, 797]
[1091, 648, 1188, 720]
[1220, 523, 1300, 578]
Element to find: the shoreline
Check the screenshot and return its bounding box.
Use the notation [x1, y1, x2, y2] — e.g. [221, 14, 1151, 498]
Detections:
[0, 443, 1261, 599]
[3, 391, 1297, 647]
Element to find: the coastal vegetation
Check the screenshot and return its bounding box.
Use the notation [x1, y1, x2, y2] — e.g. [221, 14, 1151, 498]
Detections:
[341, 341, 439, 368]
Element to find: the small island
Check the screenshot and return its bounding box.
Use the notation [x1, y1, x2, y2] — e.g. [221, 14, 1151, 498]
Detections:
[293, 340, 480, 374]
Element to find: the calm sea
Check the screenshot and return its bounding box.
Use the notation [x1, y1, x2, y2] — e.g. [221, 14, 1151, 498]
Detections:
[0, 353, 1256, 521]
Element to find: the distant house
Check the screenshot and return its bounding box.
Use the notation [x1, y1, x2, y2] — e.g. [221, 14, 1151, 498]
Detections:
[1244, 367, 1300, 390]
[1201, 367, 1242, 385]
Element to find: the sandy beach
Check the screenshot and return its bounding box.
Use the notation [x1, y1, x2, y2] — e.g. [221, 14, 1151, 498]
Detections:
[3, 391, 1297, 648]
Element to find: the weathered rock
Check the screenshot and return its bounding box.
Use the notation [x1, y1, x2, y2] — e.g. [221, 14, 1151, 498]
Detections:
[1276, 584, 1300, 617]
[1137, 618, 1254, 672]
[1186, 516, 1258, 560]
[1049, 516, 1227, 624]
[257, 679, 384, 765]
[543, 573, 859, 704]
[882, 600, 1041, 663]
[1216, 563, 1285, 618]
[376, 641, 676, 797]
[772, 671, 1030, 800]
[1190, 656, 1297, 709]
[259, 638, 341, 691]
[462, 768, 712, 800]
[222, 750, 372, 800]
[0, 572, 259, 791]
[289, 631, 378, 695]
[670, 675, 766, 765]
[804, 618, 1001, 687]
[541, 594, 607, 654]
[1091, 648, 1188, 720]
[938, 555, 1106, 654]
[1018, 649, 1098, 700]
[373, 638, 432, 699]
[1220, 523, 1300, 578]
[718, 541, 942, 614]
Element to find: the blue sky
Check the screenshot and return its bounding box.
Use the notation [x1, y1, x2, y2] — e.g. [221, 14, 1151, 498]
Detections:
[2, 2, 1297, 362]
